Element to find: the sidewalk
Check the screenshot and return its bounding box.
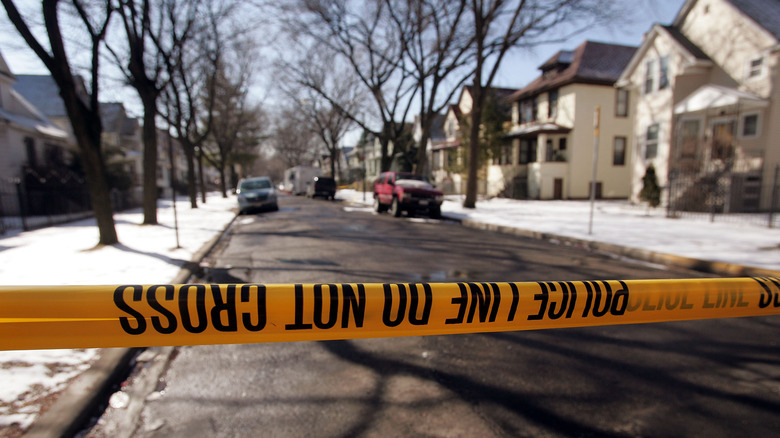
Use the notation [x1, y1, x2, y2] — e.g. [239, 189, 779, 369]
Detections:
[0, 193, 237, 436]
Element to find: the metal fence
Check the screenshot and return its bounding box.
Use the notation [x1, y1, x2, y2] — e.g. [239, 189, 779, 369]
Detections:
[0, 167, 139, 234]
[666, 165, 780, 228]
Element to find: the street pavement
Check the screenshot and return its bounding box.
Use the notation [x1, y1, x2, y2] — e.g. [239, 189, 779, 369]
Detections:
[82, 195, 780, 437]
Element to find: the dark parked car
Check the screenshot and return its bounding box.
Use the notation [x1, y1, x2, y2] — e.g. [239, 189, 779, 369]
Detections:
[236, 177, 279, 213]
[373, 171, 443, 218]
[306, 176, 337, 200]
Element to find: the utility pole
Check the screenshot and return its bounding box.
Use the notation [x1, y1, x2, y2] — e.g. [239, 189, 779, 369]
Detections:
[589, 106, 600, 235]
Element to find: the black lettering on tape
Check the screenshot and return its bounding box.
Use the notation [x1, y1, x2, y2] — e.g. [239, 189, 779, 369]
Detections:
[314, 284, 339, 329]
[240, 284, 266, 331]
[147, 284, 177, 334]
[528, 282, 548, 321]
[382, 284, 408, 327]
[408, 283, 432, 326]
[445, 284, 468, 325]
[210, 284, 238, 332]
[507, 283, 520, 322]
[115, 285, 146, 335]
[179, 284, 208, 333]
[286, 284, 313, 330]
[341, 284, 365, 328]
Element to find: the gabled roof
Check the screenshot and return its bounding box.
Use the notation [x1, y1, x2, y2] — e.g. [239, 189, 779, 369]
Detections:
[509, 41, 636, 102]
[674, 0, 780, 41]
[464, 85, 518, 102]
[616, 24, 714, 87]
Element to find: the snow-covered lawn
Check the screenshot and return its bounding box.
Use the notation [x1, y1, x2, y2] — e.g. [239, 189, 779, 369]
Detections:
[336, 189, 780, 273]
[0, 193, 237, 432]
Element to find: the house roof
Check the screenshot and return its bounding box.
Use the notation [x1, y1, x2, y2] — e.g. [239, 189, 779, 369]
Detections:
[616, 24, 714, 87]
[464, 85, 518, 102]
[509, 41, 636, 101]
[673, 84, 769, 113]
[674, 0, 780, 41]
[14, 75, 68, 118]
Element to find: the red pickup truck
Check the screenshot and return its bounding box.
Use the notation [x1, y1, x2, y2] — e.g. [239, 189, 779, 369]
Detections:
[373, 171, 444, 218]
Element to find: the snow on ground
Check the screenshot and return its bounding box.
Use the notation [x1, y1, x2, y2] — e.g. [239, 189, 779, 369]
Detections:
[336, 189, 780, 273]
[0, 193, 237, 432]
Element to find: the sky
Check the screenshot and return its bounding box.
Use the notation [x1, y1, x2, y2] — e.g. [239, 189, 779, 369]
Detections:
[0, 0, 687, 139]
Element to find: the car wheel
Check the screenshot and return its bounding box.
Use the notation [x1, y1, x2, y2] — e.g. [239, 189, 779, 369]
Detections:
[429, 206, 441, 219]
[271, 203, 279, 212]
[374, 196, 385, 213]
[390, 197, 402, 217]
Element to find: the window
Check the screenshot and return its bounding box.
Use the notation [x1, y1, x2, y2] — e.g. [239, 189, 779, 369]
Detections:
[659, 56, 669, 90]
[447, 119, 456, 138]
[548, 89, 558, 118]
[518, 139, 537, 164]
[644, 60, 655, 94]
[645, 124, 659, 159]
[616, 89, 629, 117]
[559, 138, 567, 150]
[741, 113, 760, 137]
[748, 57, 763, 78]
[520, 98, 538, 123]
[545, 139, 554, 162]
[680, 119, 701, 159]
[613, 137, 626, 166]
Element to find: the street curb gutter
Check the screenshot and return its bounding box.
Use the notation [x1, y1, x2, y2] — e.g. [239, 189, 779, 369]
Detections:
[449, 216, 780, 278]
[25, 212, 238, 438]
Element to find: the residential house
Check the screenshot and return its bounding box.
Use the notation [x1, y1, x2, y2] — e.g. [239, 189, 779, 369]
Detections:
[430, 86, 519, 195]
[501, 41, 637, 200]
[412, 111, 446, 176]
[616, 0, 780, 212]
[0, 50, 73, 216]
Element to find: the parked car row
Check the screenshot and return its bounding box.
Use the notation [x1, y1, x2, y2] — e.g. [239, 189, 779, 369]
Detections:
[237, 171, 445, 221]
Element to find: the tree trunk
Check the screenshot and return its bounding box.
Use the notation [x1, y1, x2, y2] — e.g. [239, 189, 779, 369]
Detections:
[141, 93, 159, 224]
[413, 119, 432, 175]
[76, 119, 118, 245]
[58, 87, 119, 245]
[181, 140, 198, 208]
[198, 148, 207, 203]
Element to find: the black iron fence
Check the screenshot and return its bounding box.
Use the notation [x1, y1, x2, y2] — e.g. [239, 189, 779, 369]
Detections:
[666, 165, 780, 228]
[0, 167, 139, 234]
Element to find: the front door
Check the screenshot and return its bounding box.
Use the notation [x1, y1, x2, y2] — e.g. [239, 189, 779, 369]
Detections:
[553, 178, 563, 200]
[711, 120, 736, 162]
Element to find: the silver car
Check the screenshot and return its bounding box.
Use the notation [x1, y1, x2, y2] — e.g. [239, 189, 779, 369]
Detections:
[236, 177, 279, 213]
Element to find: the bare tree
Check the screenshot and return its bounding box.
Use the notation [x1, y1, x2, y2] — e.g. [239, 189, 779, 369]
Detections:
[270, 107, 320, 169]
[385, 0, 474, 174]
[286, 0, 418, 172]
[462, 0, 618, 208]
[158, 1, 237, 208]
[204, 61, 265, 197]
[1, 0, 119, 245]
[110, 0, 201, 224]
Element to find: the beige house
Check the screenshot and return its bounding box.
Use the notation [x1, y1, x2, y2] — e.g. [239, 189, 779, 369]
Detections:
[430, 86, 518, 195]
[498, 41, 637, 200]
[617, 0, 780, 212]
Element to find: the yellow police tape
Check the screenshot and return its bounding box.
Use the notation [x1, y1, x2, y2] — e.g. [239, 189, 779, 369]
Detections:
[1, 277, 779, 350]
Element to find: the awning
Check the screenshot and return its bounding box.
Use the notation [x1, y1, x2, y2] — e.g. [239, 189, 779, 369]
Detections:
[505, 123, 571, 138]
[674, 84, 768, 114]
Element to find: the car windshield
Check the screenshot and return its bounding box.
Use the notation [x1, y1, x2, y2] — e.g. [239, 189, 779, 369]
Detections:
[240, 179, 272, 190]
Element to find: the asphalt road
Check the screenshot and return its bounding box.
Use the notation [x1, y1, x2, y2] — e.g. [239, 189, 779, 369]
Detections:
[87, 194, 780, 437]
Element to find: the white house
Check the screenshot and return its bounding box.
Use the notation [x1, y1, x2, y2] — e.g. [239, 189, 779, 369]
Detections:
[616, 0, 780, 212]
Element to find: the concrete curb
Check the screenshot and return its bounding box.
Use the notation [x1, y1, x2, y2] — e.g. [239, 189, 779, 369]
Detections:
[25, 213, 238, 438]
[448, 215, 780, 278]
